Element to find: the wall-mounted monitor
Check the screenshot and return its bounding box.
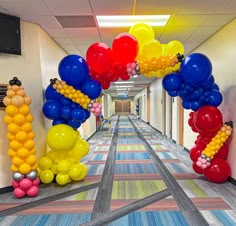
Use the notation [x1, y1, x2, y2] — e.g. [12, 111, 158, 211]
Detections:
[0, 13, 21, 55]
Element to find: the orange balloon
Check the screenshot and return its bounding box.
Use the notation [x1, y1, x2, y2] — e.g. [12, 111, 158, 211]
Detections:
[8, 123, 21, 135]
[17, 147, 30, 158]
[24, 139, 35, 150]
[19, 163, 31, 174]
[19, 105, 30, 116]
[25, 114, 33, 122]
[6, 89, 15, 98]
[10, 140, 23, 150]
[11, 95, 24, 107]
[13, 114, 25, 125]
[3, 96, 11, 106]
[21, 122, 32, 133]
[11, 85, 20, 91]
[15, 131, 28, 142]
[3, 115, 13, 124]
[24, 96, 32, 105]
[6, 105, 18, 116]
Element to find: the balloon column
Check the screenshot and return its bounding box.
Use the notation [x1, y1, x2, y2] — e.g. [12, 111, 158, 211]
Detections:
[162, 53, 233, 183]
[37, 124, 88, 185]
[3, 77, 40, 198]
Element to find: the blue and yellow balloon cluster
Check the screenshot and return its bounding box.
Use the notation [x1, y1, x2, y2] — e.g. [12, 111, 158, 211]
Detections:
[43, 55, 102, 130]
[38, 124, 89, 185]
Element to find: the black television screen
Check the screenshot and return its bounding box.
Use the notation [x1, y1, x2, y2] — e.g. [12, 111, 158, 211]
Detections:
[0, 13, 21, 55]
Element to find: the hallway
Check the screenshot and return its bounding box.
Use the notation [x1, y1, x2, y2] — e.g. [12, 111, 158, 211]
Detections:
[0, 115, 236, 225]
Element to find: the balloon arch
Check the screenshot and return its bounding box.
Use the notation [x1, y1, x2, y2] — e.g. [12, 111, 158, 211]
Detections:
[3, 23, 233, 198]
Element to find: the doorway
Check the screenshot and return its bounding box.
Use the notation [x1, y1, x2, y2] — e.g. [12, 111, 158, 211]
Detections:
[115, 100, 131, 115]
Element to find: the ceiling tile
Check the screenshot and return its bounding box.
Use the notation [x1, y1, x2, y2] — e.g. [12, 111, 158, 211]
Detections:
[202, 15, 235, 26]
[65, 28, 100, 45]
[177, 0, 224, 14]
[42, 0, 92, 15]
[135, 0, 179, 14]
[76, 44, 90, 58]
[168, 14, 209, 27]
[53, 37, 74, 45]
[44, 17, 62, 29]
[43, 28, 68, 38]
[160, 26, 197, 43]
[0, 6, 8, 14]
[90, 0, 134, 15]
[215, 0, 236, 14]
[20, 15, 53, 27]
[99, 28, 130, 47]
[0, 0, 51, 16]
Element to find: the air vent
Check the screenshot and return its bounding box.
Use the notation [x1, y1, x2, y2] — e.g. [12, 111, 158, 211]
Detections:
[55, 15, 96, 28]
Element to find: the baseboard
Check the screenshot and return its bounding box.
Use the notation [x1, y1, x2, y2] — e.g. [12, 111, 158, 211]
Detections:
[0, 185, 13, 194]
[228, 177, 236, 186]
[86, 130, 97, 141]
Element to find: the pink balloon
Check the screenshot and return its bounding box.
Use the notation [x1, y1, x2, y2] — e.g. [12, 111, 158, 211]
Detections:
[90, 108, 95, 113]
[14, 187, 26, 199]
[32, 177, 40, 186]
[19, 178, 33, 191]
[12, 180, 19, 188]
[93, 103, 99, 108]
[27, 185, 39, 197]
[95, 108, 100, 113]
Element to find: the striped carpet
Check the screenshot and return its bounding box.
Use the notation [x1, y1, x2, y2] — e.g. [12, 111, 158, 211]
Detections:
[0, 115, 236, 225]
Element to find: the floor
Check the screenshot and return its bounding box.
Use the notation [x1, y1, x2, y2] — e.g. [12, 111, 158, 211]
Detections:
[0, 115, 236, 226]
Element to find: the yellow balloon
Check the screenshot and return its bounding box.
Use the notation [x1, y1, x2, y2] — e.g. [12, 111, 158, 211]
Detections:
[5, 105, 18, 117]
[166, 40, 184, 55]
[57, 159, 71, 173]
[70, 138, 89, 161]
[40, 169, 54, 184]
[142, 40, 162, 59]
[129, 23, 155, 50]
[69, 164, 82, 180]
[72, 163, 88, 181]
[56, 173, 70, 185]
[47, 124, 78, 151]
[38, 156, 52, 170]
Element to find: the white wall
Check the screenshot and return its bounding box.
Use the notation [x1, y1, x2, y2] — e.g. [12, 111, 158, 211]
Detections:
[183, 18, 236, 179]
[149, 79, 163, 132]
[0, 22, 45, 187]
[134, 88, 147, 122]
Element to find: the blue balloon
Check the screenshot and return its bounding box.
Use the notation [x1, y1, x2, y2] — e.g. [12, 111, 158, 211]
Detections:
[191, 88, 204, 100]
[180, 53, 212, 85]
[168, 91, 179, 97]
[182, 100, 191, 109]
[84, 110, 91, 119]
[207, 90, 223, 106]
[68, 119, 81, 129]
[52, 119, 66, 126]
[81, 78, 102, 99]
[190, 100, 201, 111]
[58, 55, 89, 86]
[42, 100, 61, 120]
[61, 106, 72, 120]
[45, 85, 61, 100]
[60, 96, 72, 106]
[199, 75, 215, 90]
[71, 107, 85, 122]
[162, 72, 182, 92]
[212, 83, 220, 91]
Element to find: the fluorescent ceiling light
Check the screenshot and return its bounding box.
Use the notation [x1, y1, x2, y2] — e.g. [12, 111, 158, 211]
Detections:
[115, 85, 134, 88]
[114, 81, 135, 84]
[116, 88, 127, 90]
[132, 75, 138, 78]
[96, 15, 170, 27]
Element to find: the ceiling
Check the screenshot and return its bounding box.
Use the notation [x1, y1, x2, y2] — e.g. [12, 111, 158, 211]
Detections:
[0, 0, 236, 97]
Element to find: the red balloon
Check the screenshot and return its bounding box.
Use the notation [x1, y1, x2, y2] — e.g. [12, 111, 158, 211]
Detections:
[86, 42, 113, 74]
[190, 145, 203, 162]
[120, 72, 130, 81]
[203, 158, 231, 183]
[193, 106, 223, 133]
[104, 73, 115, 82]
[192, 162, 203, 174]
[111, 73, 119, 82]
[101, 80, 110, 90]
[215, 143, 229, 160]
[112, 33, 138, 64]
